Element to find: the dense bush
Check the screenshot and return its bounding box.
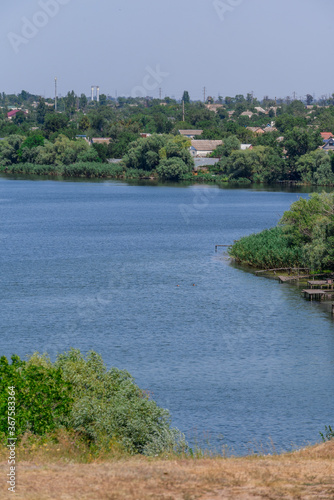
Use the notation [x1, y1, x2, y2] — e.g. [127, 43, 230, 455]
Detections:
[296, 150, 334, 185]
[229, 226, 302, 268]
[122, 133, 194, 178]
[0, 350, 186, 456]
[0, 162, 126, 179]
[229, 193, 334, 270]
[216, 146, 285, 183]
[0, 355, 73, 436]
[156, 157, 191, 180]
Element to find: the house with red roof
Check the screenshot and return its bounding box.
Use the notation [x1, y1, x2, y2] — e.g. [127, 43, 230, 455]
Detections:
[320, 132, 333, 142]
[7, 109, 28, 120]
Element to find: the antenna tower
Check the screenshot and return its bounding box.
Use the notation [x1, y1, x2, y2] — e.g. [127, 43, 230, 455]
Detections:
[55, 77, 58, 111]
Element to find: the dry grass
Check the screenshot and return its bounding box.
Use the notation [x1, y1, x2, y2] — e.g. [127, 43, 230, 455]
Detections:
[0, 439, 333, 499]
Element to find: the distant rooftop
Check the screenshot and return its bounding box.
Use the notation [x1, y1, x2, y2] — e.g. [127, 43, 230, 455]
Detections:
[191, 140, 223, 151]
[91, 138, 111, 144]
[179, 129, 203, 136]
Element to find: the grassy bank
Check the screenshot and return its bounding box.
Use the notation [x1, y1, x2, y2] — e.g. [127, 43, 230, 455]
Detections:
[0, 162, 126, 179]
[1, 440, 333, 499]
[0, 162, 245, 184]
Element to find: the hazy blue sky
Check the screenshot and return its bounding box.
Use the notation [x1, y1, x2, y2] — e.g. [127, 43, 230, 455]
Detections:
[1, 0, 332, 101]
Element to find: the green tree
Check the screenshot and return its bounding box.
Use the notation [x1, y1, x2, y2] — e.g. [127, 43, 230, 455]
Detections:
[306, 94, 314, 106]
[156, 157, 191, 180]
[79, 116, 90, 131]
[284, 127, 323, 164]
[296, 150, 334, 184]
[79, 93, 88, 110]
[92, 143, 108, 162]
[13, 111, 27, 125]
[223, 149, 255, 179]
[275, 114, 307, 133]
[212, 135, 240, 157]
[182, 91, 190, 104]
[21, 134, 45, 149]
[0, 135, 24, 165]
[99, 94, 107, 106]
[36, 98, 47, 124]
[44, 113, 69, 135]
[123, 134, 193, 173]
[64, 91, 76, 116]
[77, 148, 101, 163]
[108, 131, 140, 158]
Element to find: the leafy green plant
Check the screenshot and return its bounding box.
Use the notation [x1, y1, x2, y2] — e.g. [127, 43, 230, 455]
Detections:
[55, 349, 186, 455]
[229, 226, 302, 269]
[0, 350, 186, 456]
[0, 355, 73, 436]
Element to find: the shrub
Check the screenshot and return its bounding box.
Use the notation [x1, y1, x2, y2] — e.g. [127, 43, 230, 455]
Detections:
[156, 157, 191, 180]
[0, 350, 186, 456]
[55, 349, 183, 455]
[0, 355, 73, 436]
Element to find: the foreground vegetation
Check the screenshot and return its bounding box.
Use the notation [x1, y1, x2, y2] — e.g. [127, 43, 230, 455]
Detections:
[1, 347, 333, 498]
[229, 192, 334, 270]
[0, 349, 187, 457]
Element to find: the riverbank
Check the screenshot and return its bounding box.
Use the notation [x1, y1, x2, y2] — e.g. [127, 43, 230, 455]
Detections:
[3, 162, 334, 186]
[1, 441, 333, 499]
[0, 162, 241, 184]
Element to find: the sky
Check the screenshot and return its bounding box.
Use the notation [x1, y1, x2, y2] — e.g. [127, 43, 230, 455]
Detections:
[1, 0, 333, 101]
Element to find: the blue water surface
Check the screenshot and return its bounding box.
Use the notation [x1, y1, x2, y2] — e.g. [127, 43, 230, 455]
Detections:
[1, 176, 333, 454]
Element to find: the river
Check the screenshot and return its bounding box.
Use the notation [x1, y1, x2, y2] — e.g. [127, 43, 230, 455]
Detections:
[1, 175, 333, 455]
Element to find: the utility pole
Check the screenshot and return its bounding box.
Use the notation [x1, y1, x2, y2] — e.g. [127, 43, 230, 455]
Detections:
[55, 77, 57, 111]
[203, 86, 206, 103]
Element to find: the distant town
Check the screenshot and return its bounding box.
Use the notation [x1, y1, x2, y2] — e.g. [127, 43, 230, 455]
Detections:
[1, 88, 334, 184]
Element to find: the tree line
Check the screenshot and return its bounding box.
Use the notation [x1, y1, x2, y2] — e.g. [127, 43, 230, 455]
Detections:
[1, 90, 334, 183]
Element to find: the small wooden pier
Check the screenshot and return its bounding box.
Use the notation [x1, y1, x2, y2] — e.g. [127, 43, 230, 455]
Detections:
[252, 266, 334, 314]
[278, 272, 331, 283]
[302, 289, 334, 301]
[307, 280, 334, 289]
[278, 274, 311, 283]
